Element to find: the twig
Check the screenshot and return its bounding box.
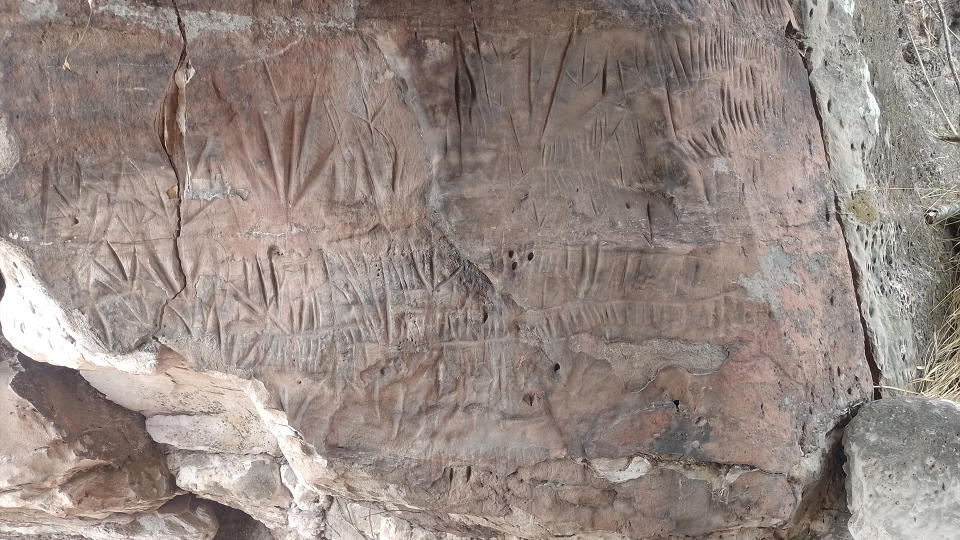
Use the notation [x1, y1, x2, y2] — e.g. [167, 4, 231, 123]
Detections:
[62, 1, 95, 71]
[921, 0, 960, 44]
[874, 385, 922, 395]
[925, 203, 960, 223]
[935, 0, 960, 108]
[906, 8, 959, 135]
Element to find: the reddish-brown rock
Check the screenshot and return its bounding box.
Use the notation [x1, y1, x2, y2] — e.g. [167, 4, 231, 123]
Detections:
[0, 1, 872, 537]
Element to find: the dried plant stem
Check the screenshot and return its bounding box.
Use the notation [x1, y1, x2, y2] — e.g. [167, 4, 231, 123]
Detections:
[935, 0, 960, 104]
[925, 203, 960, 223]
[906, 7, 959, 135]
[875, 385, 922, 395]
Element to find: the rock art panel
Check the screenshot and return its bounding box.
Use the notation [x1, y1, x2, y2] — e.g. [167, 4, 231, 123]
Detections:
[0, 0, 874, 537]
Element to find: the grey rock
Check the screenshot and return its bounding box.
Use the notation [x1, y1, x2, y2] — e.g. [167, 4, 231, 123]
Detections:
[0, 495, 219, 540]
[844, 396, 960, 539]
[166, 451, 298, 538]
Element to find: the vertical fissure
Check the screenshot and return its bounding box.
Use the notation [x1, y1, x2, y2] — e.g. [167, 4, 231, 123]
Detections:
[788, 19, 884, 398]
[155, 0, 192, 333]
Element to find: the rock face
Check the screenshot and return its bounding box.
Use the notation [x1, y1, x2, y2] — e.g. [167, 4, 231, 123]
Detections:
[797, 0, 959, 390]
[0, 0, 875, 538]
[844, 396, 960, 539]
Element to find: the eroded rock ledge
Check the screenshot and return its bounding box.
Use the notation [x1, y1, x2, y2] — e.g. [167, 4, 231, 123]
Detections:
[0, 0, 875, 538]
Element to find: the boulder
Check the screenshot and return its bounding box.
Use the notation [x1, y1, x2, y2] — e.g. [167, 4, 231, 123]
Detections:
[166, 451, 297, 538]
[844, 396, 960, 539]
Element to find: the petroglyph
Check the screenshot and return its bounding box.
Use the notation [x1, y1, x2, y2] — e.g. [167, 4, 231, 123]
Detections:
[0, 1, 873, 537]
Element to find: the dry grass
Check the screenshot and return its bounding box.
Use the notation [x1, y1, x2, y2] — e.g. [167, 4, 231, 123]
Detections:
[907, 0, 939, 51]
[915, 184, 960, 398]
[917, 264, 960, 399]
[918, 316, 960, 399]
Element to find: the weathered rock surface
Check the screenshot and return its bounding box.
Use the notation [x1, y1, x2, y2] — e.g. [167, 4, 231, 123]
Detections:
[844, 396, 960, 540]
[0, 340, 174, 519]
[0, 0, 877, 538]
[166, 452, 295, 537]
[0, 495, 220, 540]
[797, 0, 959, 389]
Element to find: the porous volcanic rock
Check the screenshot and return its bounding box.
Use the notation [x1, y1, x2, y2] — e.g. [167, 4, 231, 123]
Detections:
[0, 0, 873, 538]
[844, 396, 960, 540]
